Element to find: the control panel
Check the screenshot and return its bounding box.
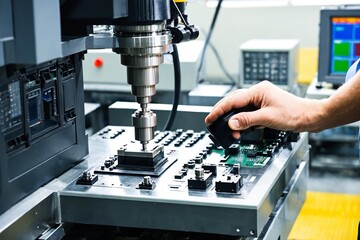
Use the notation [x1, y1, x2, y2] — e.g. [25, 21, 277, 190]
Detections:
[0, 81, 22, 132]
[243, 52, 289, 85]
[239, 39, 299, 90]
[90, 127, 299, 194]
[60, 126, 308, 238]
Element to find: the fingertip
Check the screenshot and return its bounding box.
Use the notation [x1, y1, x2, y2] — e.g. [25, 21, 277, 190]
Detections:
[232, 131, 240, 139]
[228, 119, 240, 130]
[205, 115, 213, 125]
[204, 117, 210, 125]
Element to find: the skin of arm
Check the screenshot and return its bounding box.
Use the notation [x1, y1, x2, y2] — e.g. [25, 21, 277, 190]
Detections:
[205, 72, 360, 139]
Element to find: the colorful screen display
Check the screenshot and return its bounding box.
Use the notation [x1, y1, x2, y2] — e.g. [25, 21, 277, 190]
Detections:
[331, 17, 360, 74]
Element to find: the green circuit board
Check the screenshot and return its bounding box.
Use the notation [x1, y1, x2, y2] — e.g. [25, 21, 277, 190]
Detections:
[211, 143, 271, 168]
[225, 154, 270, 167]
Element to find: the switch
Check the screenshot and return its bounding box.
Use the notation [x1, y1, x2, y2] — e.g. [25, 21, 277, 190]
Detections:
[94, 58, 104, 68]
[137, 176, 156, 190]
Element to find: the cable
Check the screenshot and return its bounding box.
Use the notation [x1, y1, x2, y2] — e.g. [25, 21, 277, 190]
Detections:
[171, 0, 189, 26]
[200, 28, 237, 86]
[163, 44, 181, 131]
[196, 0, 224, 83]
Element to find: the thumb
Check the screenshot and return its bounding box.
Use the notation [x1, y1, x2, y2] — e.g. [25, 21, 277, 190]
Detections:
[228, 110, 268, 131]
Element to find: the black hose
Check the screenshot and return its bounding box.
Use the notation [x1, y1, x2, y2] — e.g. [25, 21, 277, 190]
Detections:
[196, 0, 224, 83]
[164, 44, 181, 131]
[200, 28, 237, 86]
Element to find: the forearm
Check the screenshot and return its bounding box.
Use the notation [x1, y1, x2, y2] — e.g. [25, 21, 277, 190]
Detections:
[304, 72, 360, 132]
[206, 78, 360, 135]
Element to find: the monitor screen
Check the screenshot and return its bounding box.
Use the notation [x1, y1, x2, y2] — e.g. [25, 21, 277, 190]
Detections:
[330, 17, 360, 75]
[318, 9, 360, 86]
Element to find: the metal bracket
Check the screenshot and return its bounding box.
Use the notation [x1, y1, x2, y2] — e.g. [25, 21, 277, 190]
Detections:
[37, 224, 65, 240]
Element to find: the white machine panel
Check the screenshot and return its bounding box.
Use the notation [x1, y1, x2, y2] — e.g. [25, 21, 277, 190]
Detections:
[239, 39, 299, 90]
[83, 41, 205, 91]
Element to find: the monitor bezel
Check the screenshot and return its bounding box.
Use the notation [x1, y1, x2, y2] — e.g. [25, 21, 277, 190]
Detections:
[318, 8, 360, 86]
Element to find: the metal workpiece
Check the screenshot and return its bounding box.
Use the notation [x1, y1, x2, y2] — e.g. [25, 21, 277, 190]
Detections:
[117, 143, 163, 158]
[115, 142, 172, 175]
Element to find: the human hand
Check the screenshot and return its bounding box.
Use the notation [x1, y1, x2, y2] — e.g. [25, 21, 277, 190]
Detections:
[205, 81, 325, 139]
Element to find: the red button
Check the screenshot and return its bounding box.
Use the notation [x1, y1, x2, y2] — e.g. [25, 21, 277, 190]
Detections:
[94, 58, 104, 68]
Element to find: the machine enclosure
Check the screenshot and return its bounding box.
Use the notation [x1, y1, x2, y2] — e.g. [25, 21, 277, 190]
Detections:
[0, 54, 88, 214]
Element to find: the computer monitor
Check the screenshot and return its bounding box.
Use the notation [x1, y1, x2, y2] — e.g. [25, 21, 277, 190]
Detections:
[318, 8, 360, 86]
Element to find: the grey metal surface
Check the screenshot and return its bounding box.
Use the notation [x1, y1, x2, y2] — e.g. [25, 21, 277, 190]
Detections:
[188, 83, 235, 106]
[60, 126, 309, 237]
[261, 154, 308, 240]
[13, 0, 62, 64]
[0, 0, 13, 67]
[109, 101, 212, 131]
[0, 189, 55, 240]
[84, 103, 103, 135]
[0, 135, 109, 239]
[0, 0, 13, 39]
[37, 225, 65, 240]
[0, 1, 128, 67]
[84, 103, 101, 116]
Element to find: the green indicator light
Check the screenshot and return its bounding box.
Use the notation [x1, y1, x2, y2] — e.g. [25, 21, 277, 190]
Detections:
[333, 59, 350, 72]
[334, 42, 351, 57]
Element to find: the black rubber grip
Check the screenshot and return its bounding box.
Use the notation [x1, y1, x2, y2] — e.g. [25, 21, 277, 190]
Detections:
[206, 105, 257, 149]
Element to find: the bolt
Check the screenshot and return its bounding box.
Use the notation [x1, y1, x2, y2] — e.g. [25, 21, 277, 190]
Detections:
[143, 176, 152, 186]
[195, 168, 204, 180]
